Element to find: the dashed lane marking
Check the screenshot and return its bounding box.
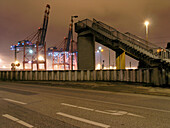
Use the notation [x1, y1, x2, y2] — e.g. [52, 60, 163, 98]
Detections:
[57, 112, 110, 128]
[3, 98, 27, 105]
[2, 114, 34, 128]
[61, 103, 145, 118]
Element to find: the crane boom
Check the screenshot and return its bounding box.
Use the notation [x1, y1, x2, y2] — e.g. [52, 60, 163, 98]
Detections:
[40, 4, 50, 45]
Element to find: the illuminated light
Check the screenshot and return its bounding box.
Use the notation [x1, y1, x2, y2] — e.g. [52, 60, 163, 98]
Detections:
[0, 59, 2, 62]
[97, 50, 99, 53]
[28, 61, 32, 64]
[17, 49, 19, 51]
[96, 64, 101, 70]
[104, 67, 107, 69]
[144, 21, 149, 26]
[15, 60, 19, 65]
[22, 43, 24, 45]
[157, 49, 161, 53]
[2, 66, 6, 68]
[101, 49, 104, 52]
[38, 56, 44, 61]
[125, 67, 137, 69]
[29, 49, 33, 54]
[99, 46, 102, 50]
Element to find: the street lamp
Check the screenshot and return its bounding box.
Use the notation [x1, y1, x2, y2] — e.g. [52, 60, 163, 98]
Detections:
[96, 47, 103, 69]
[144, 20, 149, 47]
[71, 15, 78, 70]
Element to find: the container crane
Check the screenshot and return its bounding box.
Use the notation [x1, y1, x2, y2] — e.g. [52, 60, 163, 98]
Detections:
[47, 23, 77, 70]
[10, 4, 50, 70]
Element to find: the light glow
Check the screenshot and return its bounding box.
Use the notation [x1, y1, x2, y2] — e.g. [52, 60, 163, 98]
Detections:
[144, 21, 149, 26]
[38, 56, 44, 61]
[29, 49, 33, 54]
[96, 64, 101, 70]
[99, 46, 102, 50]
[15, 60, 19, 65]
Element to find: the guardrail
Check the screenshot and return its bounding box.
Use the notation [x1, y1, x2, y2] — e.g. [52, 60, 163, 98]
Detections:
[0, 68, 169, 86]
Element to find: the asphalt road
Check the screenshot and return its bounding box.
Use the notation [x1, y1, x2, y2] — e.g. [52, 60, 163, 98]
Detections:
[0, 81, 170, 128]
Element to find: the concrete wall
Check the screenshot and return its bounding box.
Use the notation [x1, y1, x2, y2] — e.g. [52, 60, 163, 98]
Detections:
[0, 68, 169, 86]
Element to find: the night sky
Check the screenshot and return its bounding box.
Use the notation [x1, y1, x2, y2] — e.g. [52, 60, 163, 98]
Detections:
[0, 0, 170, 69]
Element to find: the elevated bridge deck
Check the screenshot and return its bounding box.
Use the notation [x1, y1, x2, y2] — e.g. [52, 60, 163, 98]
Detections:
[75, 19, 170, 70]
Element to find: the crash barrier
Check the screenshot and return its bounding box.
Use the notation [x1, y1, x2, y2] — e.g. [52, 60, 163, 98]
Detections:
[0, 68, 169, 86]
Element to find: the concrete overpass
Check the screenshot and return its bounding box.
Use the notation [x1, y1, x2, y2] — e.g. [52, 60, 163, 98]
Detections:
[75, 19, 170, 70]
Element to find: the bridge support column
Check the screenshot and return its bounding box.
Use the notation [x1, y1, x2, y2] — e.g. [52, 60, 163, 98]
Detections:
[77, 34, 95, 70]
[116, 50, 125, 69]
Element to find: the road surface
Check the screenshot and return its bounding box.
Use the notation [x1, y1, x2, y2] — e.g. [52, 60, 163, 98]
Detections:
[0, 81, 170, 128]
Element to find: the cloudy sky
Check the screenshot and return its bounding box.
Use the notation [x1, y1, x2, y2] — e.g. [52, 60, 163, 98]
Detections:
[0, 0, 170, 68]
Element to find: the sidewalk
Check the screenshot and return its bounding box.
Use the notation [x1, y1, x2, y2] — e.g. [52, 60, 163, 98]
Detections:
[11, 81, 170, 97]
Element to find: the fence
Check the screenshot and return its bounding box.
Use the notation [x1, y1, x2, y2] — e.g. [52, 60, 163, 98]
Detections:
[0, 68, 169, 86]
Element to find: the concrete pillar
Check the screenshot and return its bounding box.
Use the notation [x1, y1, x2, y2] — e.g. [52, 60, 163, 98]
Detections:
[69, 71, 72, 81]
[106, 70, 110, 81]
[77, 34, 95, 70]
[116, 50, 125, 69]
[63, 71, 66, 81]
[87, 70, 90, 81]
[151, 68, 160, 86]
[75, 71, 78, 81]
[57, 71, 59, 81]
[35, 71, 37, 81]
[93, 70, 96, 81]
[20, 71, 22, 80]
[100, 70, 103, 81]
[81, 70, 84, 81]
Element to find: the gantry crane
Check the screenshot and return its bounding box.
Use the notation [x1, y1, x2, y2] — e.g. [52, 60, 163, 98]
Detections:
[47, 23, 77, 70]
[10, 4, 50, 70]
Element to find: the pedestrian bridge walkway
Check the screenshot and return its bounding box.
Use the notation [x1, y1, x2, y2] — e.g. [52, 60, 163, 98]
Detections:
[75, 19, 170, 70]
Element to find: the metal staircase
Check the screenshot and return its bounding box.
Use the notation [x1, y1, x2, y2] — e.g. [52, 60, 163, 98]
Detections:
[75, 19, 170, 68]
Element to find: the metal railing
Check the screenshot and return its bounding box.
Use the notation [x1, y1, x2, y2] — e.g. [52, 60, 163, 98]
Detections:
[76, 19, 170, 60]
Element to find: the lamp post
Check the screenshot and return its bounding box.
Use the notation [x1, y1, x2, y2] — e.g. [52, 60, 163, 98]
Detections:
[96, 47, 104, 70]
[71, 15, 78, 70]
[144, 21, 149, 47]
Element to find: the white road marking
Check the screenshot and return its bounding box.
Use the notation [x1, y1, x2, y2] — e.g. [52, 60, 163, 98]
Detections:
[95, 110, 123, 116]
[61, 103, 94, 111]
[2, 114, 19, 121]
[59, 95, 170, 113]
[78, 106, 94, 111]
[2, 86, 170, 113]
[2, 114, 34, 128]
[61, 103, 77, 108]
[57, 112, 110, 128]
[3, 98, 27, 105]
[61, 103, 144, 118]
